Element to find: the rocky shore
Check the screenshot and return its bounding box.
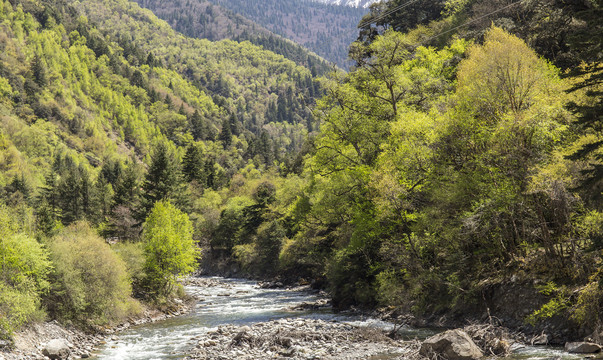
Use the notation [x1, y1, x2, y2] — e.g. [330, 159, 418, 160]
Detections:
[5, 277, 603, 360]
[185, 318, 422, 360]
[1, 295, 196, 360]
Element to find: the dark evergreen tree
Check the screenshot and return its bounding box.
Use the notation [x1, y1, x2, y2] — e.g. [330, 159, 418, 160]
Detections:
[182, 143, 205, 184]
[204, 157, 216, 189]
[228, 113, 240, 136]
[189, 110, 205, 140]
[218, 117, 232, 148]
[140, 143, 184, 218]
[131, 69, 145, 88]
[31, 54, 47, 87]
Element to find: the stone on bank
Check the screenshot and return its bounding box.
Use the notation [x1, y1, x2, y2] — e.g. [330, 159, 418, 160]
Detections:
[420, 329, 484, 360]
[42, 338, 71, 359]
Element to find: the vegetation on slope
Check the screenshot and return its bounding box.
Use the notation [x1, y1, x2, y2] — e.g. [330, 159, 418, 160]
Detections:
[202, 0, 368, 68]
[0, 0, 602, 346]
[0, 0, 323, 341]
[133, 0, 333, 75]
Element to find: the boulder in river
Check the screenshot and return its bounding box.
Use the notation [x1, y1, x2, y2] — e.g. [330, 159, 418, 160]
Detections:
[564, 342, 601, 353]
[42, 338, 71, 359]
[420, 329, 484, 360]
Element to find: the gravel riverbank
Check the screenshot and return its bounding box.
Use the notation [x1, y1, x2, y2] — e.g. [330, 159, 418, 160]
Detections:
[185, 317, 422, 360]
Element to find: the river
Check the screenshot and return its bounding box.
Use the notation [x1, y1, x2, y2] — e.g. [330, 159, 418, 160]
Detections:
[92, 277, 584, 360]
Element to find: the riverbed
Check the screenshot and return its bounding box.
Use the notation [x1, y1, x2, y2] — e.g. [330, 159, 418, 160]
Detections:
[91, 277, 585, 360]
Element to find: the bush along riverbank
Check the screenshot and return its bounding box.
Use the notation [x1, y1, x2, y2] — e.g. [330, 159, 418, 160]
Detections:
[0, 201, 200, 358]
[2, 297, 195, 360]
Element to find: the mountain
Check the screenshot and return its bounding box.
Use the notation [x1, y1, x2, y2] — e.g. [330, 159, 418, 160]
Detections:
[202, 0, 369, 68]
[0, 0, 323, 221]
[313, 0, 379, 8]
[133, 0, 332, 75]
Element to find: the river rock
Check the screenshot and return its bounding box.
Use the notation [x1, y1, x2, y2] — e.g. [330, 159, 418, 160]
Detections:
[186, 318, 417, 360]
[565, 342, 602, 353]
[420, 329, 484, 360]
[258, 281, 284, 289]
[42, 339, 71, 359]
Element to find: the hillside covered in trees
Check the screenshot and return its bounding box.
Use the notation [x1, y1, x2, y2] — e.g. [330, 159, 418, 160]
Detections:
[0, 0, 322, 341]
[1, 0, 602, 350]
[200, 0, 368, 68]
[133, 0, 333, 75]
[195, 0, 603, 340]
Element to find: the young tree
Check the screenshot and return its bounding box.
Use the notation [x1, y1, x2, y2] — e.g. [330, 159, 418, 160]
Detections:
[141, 201, 199, 298]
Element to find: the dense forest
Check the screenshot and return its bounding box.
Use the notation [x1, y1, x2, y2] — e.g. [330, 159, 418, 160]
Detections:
[200, 0, 368, 68]
[1, 0, 602, 348]
[133, 0, 333, 76]
[0, 0, 322, 341]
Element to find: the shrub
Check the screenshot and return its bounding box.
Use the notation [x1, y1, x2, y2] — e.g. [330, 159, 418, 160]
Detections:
[46, 222, 140, 326]
[112, 242, 146, 294]
[142, 201, 199, 299]
[0, 205, 51, 340]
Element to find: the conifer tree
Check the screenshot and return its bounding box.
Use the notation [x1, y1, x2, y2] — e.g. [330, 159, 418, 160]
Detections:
[140, 143, 184, 218]
[31, 54, 47, 87]
[189, 110, 205, 140]
[218, 117, 232, 148]
[182, 143, 205, 184]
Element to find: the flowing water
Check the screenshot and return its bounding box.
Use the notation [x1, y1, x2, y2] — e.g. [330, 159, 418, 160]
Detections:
[92, 277, 586, 360]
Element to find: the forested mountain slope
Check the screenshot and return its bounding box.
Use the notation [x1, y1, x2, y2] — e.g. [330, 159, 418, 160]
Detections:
[0, 0, 323, 340]
[133, 0, 332, 75]
[201, 0, 368, 67]
[198, 0, 603, 342]
[1, 0, 602, 348]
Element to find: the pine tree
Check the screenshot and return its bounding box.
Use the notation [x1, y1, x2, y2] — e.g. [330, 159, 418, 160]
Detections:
[218, 117, 232, 148]
[189, 110, 205, 140]
[228, 113, 239, 136]
[31, 54, 47, 87]
[140, 143, 184, 219]
[182, 143, 205, 184]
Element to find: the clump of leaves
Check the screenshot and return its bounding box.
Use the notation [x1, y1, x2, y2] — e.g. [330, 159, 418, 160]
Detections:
[525, 282, 570, 325]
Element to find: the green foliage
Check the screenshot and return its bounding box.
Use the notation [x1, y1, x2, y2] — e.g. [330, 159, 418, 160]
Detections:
[142, 201, 199, 299]
[571, 268, 603, 329]
[232, 243, 258, 272]
[0, 204, 51, 339]
[255, 220, 285, 272]
[141, 143, 186, 218]
[525, 282, 570, 325]
[46, 222, 140, 326]
[112, 242, 146, 293]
